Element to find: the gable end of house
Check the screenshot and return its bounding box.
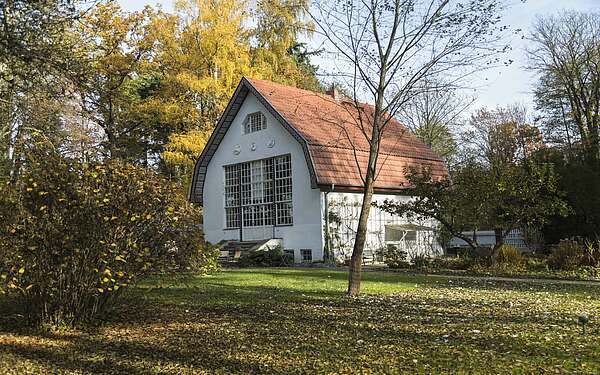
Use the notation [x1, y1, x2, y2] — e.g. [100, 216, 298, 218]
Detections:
[189, 78, 319, 204]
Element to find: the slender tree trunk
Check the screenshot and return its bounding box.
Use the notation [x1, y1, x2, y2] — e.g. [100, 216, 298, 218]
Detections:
[491, 226, 504, 261]
[347, 176, 375, 296]
[347, 127, 380, 295]
[493, 227, 503, 248]
[8, 119, 22, 185]
[106, 97, 117, 158]
[588, 123, 599, 169]
[347, 75, 385, 296]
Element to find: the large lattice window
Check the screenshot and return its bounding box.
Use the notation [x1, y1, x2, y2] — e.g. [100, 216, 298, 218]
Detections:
[224, 165, 240, 228]
[274, 155, 293, 225]
[224, 154, 292, 228]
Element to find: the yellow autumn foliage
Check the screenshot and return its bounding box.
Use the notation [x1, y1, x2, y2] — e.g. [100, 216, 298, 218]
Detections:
[75, 0, 321, 183]
[163, 129, 211, 179]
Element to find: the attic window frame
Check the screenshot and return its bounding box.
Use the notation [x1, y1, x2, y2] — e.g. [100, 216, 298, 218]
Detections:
[243, 111, 267, 134]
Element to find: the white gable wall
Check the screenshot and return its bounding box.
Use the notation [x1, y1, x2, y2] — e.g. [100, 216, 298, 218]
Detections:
[202, 93, 324, 262]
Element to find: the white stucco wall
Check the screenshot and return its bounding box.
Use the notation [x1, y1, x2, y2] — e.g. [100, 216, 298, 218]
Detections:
[322, 192, 443, 261]
[202, 93, 323, 262]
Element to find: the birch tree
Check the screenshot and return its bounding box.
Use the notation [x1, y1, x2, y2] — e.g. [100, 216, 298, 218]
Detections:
[310, 0, 512, 295]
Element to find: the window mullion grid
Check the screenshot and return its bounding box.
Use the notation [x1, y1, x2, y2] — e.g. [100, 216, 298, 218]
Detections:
[225, 155, 290, 229]
[275, 155, 292, 226]
[224, 164, 241, 229]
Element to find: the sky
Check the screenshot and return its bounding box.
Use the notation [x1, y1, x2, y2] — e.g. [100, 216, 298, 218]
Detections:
[119, 0, 600, 111]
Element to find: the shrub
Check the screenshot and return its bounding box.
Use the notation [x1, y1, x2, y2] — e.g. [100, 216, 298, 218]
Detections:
[378, 245, 409, 269]
[582, 240, 600, 267]
[429, 256, 470, 271]
[412, 254, 431, 270]
[0, 152, 218, 326]
[547, 239, 585, 271]
[238, 246, 285, 267]
[495, 244, 523, 268]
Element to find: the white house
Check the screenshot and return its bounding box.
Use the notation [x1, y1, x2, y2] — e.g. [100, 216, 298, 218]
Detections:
[190, 78, 447, 263]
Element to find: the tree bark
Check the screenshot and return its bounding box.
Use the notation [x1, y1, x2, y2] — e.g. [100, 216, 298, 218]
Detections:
[347, 176, 374, 296]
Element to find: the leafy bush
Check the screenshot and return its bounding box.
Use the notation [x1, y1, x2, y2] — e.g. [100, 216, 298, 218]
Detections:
[429, 256, 470, 271]
[521, 255, 549, 272]
[495, 244, 523, 268]
[412, 254, 431, 270]
[582, 240, 600, 267]
[547, 239, 600, 271]
[0, 153, 218, 326]
[547, 240, 586, 271]
[238, 246, 285, 267]
[378, 245, 410, 269]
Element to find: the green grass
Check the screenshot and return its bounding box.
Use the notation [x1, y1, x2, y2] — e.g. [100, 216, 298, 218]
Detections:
[1, 268, 600, 374]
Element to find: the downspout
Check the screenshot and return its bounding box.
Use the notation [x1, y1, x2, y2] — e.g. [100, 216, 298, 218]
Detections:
[272, 158, 276, 240]
[324, 184, 335, 263]
[238, 167, 243, 242]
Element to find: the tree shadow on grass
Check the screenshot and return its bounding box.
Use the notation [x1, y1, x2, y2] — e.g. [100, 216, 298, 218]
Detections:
[109, 282, 590, 338]
[1, 279, 599, 374]
[419, 275, 600, 297]
[0, 332, 269, 375]
[252, 268, 430, 285]
[2, 269, 600, 374]
[2, 302, 596, 375]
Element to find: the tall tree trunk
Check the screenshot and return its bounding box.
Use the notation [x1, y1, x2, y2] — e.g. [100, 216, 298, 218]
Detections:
[347, 175, 375, 296]
[347, 128, 380, 296]
[588, 122, 599, 169]
[8, 117, 22, 185]
[347, 65, 385, 296]
[491, 226, 505, 263]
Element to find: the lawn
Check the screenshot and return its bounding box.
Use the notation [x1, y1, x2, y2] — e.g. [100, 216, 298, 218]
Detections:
[1, 268, 599, 374]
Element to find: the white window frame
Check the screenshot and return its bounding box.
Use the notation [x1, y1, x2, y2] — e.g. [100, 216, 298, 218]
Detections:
[300, 249, 312, 263]
[224, 154, 292, 229]
[224, 165, 241, 229]
[243, 112, 266, 134]
[385, 227, 417, 243]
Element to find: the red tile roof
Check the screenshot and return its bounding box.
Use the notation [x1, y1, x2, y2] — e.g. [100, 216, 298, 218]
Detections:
[247, 78, 447, 191]
[189, 78, 448, 203]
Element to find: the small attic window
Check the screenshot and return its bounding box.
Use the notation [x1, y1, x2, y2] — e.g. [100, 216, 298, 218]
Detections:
[244, 112, 266, 134]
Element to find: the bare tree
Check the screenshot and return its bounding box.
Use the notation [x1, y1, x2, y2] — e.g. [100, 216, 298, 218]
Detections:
[463, 105, 543, 175]
[310, 0, 512, 295]
[529, 12, 600, 167]
[398, 78, 474, 166]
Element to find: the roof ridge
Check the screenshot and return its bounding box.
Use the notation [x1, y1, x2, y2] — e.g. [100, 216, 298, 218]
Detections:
[245, 77, 328, 97]
[244, 77, 373, 108]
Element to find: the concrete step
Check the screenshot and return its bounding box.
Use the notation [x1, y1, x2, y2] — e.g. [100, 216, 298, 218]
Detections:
[219, 240, 271, 261]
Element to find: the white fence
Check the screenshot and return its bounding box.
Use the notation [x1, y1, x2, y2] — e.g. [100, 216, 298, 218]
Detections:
[449, 229, 528, 250]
